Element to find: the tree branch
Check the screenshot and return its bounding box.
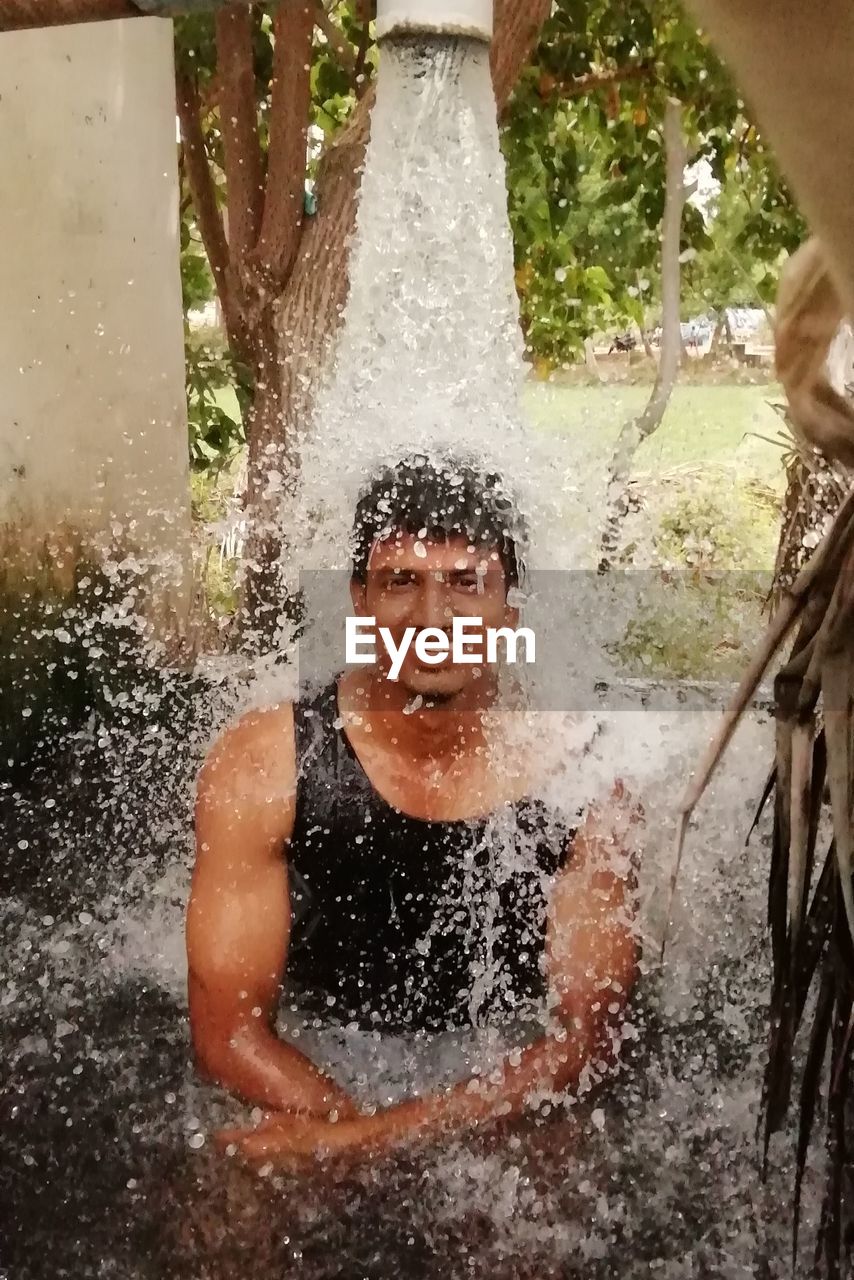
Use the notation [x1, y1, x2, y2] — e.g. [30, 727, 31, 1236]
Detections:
[214, 3, 264, 267]
[252, 0, 315, 293]
[352, 12, 372, 98]
[176, 69, 251, 363]
[314, 0, 356, 75]
[199, 72, 222, 117]
[554, 63, 654, 101]
[491, 0, 551, 110]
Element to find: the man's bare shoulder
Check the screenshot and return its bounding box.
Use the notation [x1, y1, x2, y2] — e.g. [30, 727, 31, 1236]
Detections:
[198, 703, 296, 806]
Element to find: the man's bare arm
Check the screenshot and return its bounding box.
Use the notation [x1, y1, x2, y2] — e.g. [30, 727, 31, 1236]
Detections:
[188, 705, 353, 1118]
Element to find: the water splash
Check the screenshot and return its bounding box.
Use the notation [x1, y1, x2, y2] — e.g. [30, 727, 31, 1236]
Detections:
[291, 36, 572, 581]
[0, 26, 821, 1280]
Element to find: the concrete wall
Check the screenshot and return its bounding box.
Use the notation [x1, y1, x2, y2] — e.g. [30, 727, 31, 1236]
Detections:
[0, 16, 192, 630]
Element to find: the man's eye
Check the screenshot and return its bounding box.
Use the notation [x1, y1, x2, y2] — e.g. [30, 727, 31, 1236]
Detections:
[387, 573, 415, 590]
[454, 573, 481, 593]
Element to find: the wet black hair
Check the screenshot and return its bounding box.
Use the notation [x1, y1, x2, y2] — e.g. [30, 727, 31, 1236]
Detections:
[351, 455, 527, 588]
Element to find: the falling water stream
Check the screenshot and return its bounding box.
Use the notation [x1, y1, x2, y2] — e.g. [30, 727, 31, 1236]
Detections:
[1, 31, 819, 1280]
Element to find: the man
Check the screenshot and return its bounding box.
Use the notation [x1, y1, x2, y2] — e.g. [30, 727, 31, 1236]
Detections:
[187, 456, 640, 1164]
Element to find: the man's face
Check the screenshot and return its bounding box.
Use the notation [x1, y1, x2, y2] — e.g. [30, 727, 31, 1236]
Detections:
[350, 531, 519, 701]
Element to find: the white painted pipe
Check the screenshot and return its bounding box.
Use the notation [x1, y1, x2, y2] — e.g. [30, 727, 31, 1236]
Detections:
[375, 0, 493, 42]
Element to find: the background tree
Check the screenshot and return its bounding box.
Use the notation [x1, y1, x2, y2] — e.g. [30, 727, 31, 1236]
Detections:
[503, 2, 722, 363]
[502, 0, 805, 363]
[502, 0, 735, 566]
[497, 0, 809, 567]
[682, 137, 806, 323]
[598, 95, 693, 569]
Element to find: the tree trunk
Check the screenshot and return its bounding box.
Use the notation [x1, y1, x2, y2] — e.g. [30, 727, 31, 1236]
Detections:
[709, 308, 733, 357]
[489, 0, 552, 108]
[177, 0, 315, 647]
[246, 0, 551, 628]
[598, 97, 689, 573]
[274, 88, 375, 499]
[241, 304, 286, 638]
[637, 273, 654, 359]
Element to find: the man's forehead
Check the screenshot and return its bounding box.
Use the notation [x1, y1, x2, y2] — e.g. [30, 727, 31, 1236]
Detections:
[366, 531, 503, 571]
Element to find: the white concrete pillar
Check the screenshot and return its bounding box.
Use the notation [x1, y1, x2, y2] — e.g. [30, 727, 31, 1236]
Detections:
[0, 16, 192, 638]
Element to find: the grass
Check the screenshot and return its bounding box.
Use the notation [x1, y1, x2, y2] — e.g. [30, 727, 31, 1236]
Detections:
[524, 382, 787, 488]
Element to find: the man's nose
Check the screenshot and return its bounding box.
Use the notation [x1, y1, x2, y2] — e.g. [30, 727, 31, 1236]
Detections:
[415, 577, 453, 631]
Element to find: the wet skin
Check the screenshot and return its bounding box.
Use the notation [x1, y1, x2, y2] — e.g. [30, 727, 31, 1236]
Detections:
[187, 532, 642, 1168]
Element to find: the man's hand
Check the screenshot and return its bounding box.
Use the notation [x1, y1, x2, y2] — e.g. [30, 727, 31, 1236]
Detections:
[215, 1080, 496, 1168]
[215, 1109, 406, 1168]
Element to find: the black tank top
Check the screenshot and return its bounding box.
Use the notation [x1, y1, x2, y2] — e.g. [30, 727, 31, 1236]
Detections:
[284, 681, 577, 1033]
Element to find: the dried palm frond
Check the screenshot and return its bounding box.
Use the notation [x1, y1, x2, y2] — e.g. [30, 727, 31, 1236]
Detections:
[669, 490, 854, 1273]
[667, 243, 854, 1275]
[771, 408, 848, 613]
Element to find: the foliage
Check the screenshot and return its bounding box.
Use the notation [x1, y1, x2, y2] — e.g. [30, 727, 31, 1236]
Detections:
[190, 469, 241, 620]
[655, 483, 779, 572]
[613, 476, 779, 679]
[179, 128, 245, 472]
[615, 576, 764, 680]
[502, 0, 804, 363]
[174, 5, 369, 151]
[682, 149, 807, 316]
[185, 332, 250, 472]
[0, 557, 187, 776]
